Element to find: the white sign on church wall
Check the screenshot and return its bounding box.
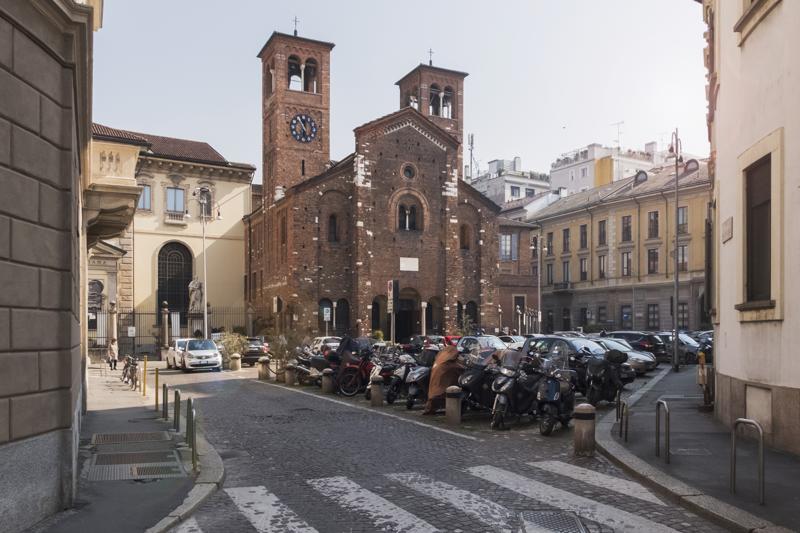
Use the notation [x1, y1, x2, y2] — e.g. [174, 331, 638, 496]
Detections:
[399, 257, 419, 272]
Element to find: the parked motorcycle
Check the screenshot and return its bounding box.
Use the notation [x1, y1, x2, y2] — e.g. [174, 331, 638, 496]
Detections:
[585, 349, 628, 406]
[458, 349, 500, 412]
[386, 353, 417, 404]
[490, 350, 544, 430]
[405, 347, 439, 409]
[364, 355, 400, 401]
[338, 348, 374, 396]
[534, 356, 576, 436]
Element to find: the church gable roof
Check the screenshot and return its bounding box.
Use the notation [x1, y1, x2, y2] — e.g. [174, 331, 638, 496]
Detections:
[458, 179, 502, 214]
[353, 107, 460, 150]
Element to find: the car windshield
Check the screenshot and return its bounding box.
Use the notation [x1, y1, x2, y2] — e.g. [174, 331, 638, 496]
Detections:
[679, 333, 700, 347]
[650, 335, 665, 345]
[601, 338, 631, 351]
[324, 337, 340, 344]
[187, 339, 216, 351]
[477, 336, 507, 350]
[177, 340, 188, 350]
[570, 338, 606, 355]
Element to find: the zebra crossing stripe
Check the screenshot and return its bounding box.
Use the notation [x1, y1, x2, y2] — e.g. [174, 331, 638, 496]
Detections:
[170, 517, 202, 533]
[387, 473, 514, 533]
[225, 486, 318, 533]
[528, 461, 665, 506]
[467, 465, 681, 533]
[307, 476, 439, 533]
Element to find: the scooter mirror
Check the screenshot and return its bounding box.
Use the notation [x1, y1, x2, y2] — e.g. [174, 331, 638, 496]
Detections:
[457, 346, 464, 353]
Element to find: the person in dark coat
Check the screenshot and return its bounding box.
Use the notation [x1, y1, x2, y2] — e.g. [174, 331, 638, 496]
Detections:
[423, 346, 464, 415]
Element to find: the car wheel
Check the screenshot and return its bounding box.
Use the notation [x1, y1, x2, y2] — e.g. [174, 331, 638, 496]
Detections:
[215, 367, 222, 372]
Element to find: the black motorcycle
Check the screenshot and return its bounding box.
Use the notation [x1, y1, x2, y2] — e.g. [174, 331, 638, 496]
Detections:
[585, 349, 628, 406]
[490, 350, 544, 430]
[534, 358, 576, 436]
[458, 349, 500, 411]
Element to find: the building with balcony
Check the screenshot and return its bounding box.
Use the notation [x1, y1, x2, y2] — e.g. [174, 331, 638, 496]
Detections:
[702, 0, 800, 455]
[88, 125, 255, 355]
[469, 157, 550, 205]
[530, 160, 711, 333]
[550, 142, 667, 195]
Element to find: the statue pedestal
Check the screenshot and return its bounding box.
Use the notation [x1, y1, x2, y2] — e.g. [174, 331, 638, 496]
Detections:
[188, 313, 204, 337]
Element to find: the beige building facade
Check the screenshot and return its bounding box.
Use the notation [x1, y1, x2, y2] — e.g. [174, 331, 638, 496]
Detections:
[0, 1, 143, 531]
[703, 0, 800, 454]
[530, 162, 711, 333]
[89, 125, 255, 354]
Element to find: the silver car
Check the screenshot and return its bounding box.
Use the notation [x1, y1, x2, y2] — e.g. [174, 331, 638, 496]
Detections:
[180, 339, 223, 372]
[595, 337, 658, 375]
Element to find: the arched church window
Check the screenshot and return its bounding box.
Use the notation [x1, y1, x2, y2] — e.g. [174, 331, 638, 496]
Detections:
[265, 61, 275, 97]
[304, 58, 318, 93]
[408, 206, 418, 231]
[429, 84, 441, 116]
[288, 55, 302, 91]
[398, 199, 422, 232]
[459, 224, 471, 250]
[157, 242, 192, 316]
[328, 214, 339, 242]
[407, 86, 419, 110]
[442, 86, 454, 119]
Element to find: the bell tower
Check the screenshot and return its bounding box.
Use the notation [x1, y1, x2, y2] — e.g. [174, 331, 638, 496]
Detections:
[396, 63, 468, 144]
[258, 32, 335, 201]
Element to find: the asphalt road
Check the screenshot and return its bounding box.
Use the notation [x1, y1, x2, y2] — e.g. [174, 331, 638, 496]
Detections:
[157, 366, 724, 533]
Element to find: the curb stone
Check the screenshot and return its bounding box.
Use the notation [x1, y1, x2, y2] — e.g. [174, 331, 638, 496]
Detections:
[595, 368, 793, 533]
[144, 405, 225, 533]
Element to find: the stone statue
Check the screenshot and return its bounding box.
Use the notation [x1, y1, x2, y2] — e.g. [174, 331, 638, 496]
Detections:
[188, 277, 204, 313]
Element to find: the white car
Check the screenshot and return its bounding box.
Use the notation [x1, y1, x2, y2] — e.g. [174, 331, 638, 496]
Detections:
[180, 338, 223, 372]
[311, 336, 341, 353]
[166, 338, 191, 369]
[499, 335, 526, 350]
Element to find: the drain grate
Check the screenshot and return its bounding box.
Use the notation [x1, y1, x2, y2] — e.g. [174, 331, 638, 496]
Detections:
[133, 465, 184, 477]
[520, 511, 588, 533]
[91, 432, 171, 445]
[94, 451, 176, 465]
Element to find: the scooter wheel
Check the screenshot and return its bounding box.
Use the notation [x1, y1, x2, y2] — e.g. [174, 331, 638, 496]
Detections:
[338, 369, 360, 397]
[539, 415, 556, 436]
[386, 389, 397, 405]
[406, 397, 415, 410]
[587, 387, 601, 406]
[491, 410, 505, 430]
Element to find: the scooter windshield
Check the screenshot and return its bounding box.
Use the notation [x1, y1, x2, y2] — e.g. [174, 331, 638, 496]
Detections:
[499, 349, 524, 370]
[464, 350, 497, 368]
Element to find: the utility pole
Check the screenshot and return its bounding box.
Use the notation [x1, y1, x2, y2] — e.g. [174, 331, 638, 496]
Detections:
[669, 129, 683, 372]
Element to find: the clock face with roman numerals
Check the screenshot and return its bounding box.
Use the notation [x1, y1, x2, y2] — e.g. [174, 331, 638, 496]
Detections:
[290, 114, 318, 143]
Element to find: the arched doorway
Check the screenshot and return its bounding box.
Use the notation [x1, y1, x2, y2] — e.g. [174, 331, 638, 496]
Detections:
[396, 288, 420, 342]
[335, 299, 350, 336]
[426, 297, 444, 335]
[157, 242, 192, 320]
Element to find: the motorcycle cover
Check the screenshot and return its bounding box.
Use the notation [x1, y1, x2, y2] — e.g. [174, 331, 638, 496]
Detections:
[423, 346, 464, 413]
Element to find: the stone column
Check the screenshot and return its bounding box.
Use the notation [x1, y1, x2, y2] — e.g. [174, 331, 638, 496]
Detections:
[108, 301, 118, 347]
[160, 301, 169, 349]
[421, 301, 428, 336]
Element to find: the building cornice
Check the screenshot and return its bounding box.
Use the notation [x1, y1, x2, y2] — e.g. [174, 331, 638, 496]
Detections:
[138, 155, 255, 183]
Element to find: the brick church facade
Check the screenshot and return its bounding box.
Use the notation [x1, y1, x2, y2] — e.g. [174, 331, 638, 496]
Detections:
[245, 31, 516, 340]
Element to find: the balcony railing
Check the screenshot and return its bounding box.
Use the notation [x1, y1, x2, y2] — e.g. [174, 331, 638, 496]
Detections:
[552, 282, 573, 292]
[165, 211, 188, 225]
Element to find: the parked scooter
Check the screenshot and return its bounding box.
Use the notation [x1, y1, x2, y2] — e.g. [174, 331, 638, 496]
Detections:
[534, 354, 576, 436]
[458, 349, 500, 412]
[585, 348, 628, 406]
[490, 350, 545, 430]
[386, 353, 417, 404]
[404, 347, 439, 409]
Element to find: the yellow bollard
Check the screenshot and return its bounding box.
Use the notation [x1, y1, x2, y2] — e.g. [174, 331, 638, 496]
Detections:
[155, 368, 160, 411]
[142, 356, 148, 396]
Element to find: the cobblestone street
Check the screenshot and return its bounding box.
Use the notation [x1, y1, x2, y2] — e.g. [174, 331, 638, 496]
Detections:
[159, 368, 724, 533]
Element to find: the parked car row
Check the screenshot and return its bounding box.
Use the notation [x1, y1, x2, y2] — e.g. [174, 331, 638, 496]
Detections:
[166, 337, 223, 371]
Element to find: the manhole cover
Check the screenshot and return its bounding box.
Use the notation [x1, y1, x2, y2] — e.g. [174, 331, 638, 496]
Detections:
[520, 511, 588, 533]
[133, 465, 184, 477]
[95, 451, 176, 465]
[91, 432, 171, 445]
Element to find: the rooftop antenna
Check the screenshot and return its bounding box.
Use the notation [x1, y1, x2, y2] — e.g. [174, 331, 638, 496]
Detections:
[468, 133, 474, 181]
[611, 120, 624, 149]
[428, 48, 434, 66]
[293, 16, 299, 36]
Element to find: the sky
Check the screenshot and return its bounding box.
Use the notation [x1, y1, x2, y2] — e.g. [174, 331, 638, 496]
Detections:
[93, 1, 709, 183]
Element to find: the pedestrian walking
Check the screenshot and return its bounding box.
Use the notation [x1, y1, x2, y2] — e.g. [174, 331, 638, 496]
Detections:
[107, 338, 118, 370]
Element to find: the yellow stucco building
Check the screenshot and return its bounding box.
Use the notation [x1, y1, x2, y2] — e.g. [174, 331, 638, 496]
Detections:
[88, 125, 255, 355]
[531, 160, 712, 332]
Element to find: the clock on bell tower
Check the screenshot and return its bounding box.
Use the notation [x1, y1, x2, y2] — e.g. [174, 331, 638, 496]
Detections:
[257, 31, 335, 200]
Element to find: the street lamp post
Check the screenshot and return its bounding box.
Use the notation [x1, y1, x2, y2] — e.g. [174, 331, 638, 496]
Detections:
[669, 130, 684, 372]
[516, 305, 522, 335]
[195, 187, 210, 339]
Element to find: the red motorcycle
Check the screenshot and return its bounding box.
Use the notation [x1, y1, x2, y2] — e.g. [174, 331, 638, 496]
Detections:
[338, 349, 374, 397]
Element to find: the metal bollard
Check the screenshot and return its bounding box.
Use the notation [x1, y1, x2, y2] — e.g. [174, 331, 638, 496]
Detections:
[731, 418, 765, 505]
[615, 388, 623, 421]
[191, 408, 198, 472]
[174, 390, 181, 433]
[321, 368, 335, 393]
[618, 401, 630, 442]
[369, 375, 384, 407]
[573, 403, 596, 457]
[142, 356, 147, 396]
[445, 386, 462, 425]
[162, 384, 168, 419]
[186, 398, 194, 445]
[655, 400, 670, 463]
[284, 365, 297, 386]
[155, 368, 160, 411]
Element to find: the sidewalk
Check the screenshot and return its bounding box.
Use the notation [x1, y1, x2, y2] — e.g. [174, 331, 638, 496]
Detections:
[597, 366, 800, 532]
[30, 362, 220, 533]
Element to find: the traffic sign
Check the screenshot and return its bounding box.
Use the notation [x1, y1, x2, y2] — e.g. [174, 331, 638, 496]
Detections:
[387, 280, 394, 314]
[323, 307, 331, 322]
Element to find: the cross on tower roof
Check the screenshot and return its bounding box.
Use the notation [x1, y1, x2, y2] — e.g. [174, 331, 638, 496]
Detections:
[428, 48, 434, 66]
[293, 16, 299, 36]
